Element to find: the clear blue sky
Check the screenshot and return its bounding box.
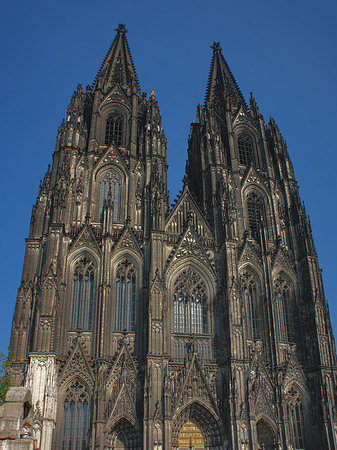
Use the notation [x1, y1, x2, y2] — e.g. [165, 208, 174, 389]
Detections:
[1, 0, 337, 356]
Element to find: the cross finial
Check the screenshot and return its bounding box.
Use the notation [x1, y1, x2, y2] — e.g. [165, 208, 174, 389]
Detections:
[211, 41, 222, 52]
[115, 24, 128, 34]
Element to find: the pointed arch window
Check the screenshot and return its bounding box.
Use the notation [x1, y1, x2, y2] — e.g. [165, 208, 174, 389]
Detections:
[246, 191, 264, 239]
[105, 112, 123, 147]
[238, 133, 254, 166]
[173, 268, 208, 334]
[274, 275, 294, 342]
[99, 170, 121, 221]
[71, 258, 94, 331]
[114, 260, 136, 332]
[240, 270, 261, 339]
[286, 386, 305, 449]
[61, 380, 90, 450]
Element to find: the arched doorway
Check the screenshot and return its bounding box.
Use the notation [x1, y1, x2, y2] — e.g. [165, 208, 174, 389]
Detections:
[178, 420, 205, 449]
[256, 418, 277, 450]
[172, 402, 224, 449]
[105, 417, 141, 450]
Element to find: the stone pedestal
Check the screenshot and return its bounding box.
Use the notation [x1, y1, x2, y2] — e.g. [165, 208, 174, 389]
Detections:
[0, 388, 33, 440]
[0, 440, 34, 450]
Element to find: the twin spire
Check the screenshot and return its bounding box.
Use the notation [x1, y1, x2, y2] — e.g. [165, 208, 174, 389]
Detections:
[205, 42, 246, 109]
[94, 25, 246, 108]
[94, 24, 140, 93]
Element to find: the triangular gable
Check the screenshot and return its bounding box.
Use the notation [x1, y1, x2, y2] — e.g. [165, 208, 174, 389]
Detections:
[166, 226, 214, 272]
[175, 353, 218, 414]
[69, 223, 101, 254]
[282, 352, 306, 390]
[241, 166, 267, 189]
[58, 340, 94, 389]
[106, 340, 138, 392]
[249, 350, 274, 397]
[238, 240, 262, 266]
[41, 264, 57, 289]
[233, 105, 255, 128]
[150, 269, 164, 294]
[165, 187, 213, 241]
[94, 143, 128, 174]
[272, 246, 295, 272]
[254, 386, 275, 420]
[107, 383, 137, 427]
[131, 159, 144, 176]
[100, 84, 131, 110]
[112, 227, 142, 256]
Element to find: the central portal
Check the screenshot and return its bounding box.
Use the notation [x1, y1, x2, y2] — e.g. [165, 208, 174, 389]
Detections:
[178, 420, 205, 450]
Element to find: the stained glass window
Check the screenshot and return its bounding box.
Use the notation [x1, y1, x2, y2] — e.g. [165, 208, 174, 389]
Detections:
[61, 380, 89, 450]
[238, 133, 254, 166]
[246, 191, 264, 239]
[173, 268, 208, 334]
[240, 270, 261, 339]
[71, 258, 94, 331]
[286, 386, 305, 449]
[105, 112, 123, 147]
[114, 260, 136, 332]
[274, 276, 294, 342]
[99, 170, 121, 221]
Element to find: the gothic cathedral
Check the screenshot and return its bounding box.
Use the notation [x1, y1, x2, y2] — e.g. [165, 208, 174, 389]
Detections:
[9, 25, 337, 450]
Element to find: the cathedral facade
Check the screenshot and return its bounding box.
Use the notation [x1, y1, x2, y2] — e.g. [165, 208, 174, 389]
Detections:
[9, 25, 337, 450]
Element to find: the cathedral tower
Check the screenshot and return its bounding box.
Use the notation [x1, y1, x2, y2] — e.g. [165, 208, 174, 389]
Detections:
[9, 27, 337, 450]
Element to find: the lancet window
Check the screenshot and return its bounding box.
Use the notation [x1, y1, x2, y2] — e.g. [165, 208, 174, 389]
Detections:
[71, 257, 94, 331]
[246, 191, 264, 239]
[274, 275, 294, 342]
[286, 386, 305, 449]
[238, 133, 254, 166]
[61, 380, 90, 450]
[173, 268, 208, 334]
[240, 270, 261, 339]
[105, 112, 123, 147]
[114, 260, 136, 332]
[99, 170, 121, 221]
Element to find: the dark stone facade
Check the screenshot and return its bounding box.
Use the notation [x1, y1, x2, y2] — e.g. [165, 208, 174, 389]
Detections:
[9, 24, 337, 450]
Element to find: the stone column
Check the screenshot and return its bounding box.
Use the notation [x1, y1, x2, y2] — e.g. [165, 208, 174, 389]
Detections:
[25, 354, 57, 450]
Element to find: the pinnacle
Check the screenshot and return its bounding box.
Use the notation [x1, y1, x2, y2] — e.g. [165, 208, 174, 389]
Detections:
[115, 24, 128, 34]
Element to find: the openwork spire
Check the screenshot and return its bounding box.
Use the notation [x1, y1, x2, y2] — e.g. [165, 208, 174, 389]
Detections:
[205, 42, 246, 109]
[93, 24, 140, 92]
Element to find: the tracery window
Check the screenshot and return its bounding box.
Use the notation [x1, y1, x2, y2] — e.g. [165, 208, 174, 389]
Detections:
[61, 380, 90, 450]
[240, 270, 261, 339]
[71, 258, 94, 331]
[286, 386, 305, 449]
[173, 268, 208, 334]
[114, 260, 136, 332]
[99, 170, 121, 221]
[105, 112, 123, 147]
[238, 133, 254, 166]
[246, 191, 264, 239]
[274, 275, 294, 342]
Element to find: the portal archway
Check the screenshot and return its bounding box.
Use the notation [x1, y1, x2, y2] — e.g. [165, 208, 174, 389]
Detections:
[105, 417, 141, 450]
[256, 418, 277, 450]
[172, 401, 224, 449]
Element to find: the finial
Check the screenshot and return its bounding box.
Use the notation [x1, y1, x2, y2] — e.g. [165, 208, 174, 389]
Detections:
[211, 41, 222, 52]
[115, 24, 128, 34]
[150, 88, 156, 99]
